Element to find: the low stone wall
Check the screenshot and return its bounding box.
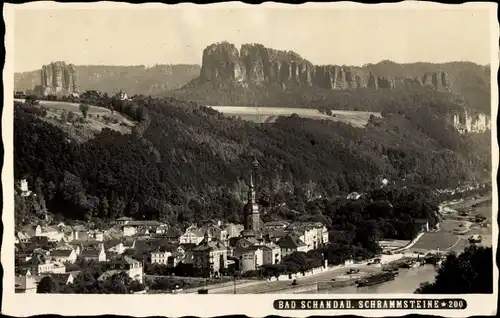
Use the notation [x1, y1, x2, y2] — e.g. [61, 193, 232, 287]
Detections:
[268, 265, 342, 282]
[260, 283, 319, 294]
[318, 278, 357, 290]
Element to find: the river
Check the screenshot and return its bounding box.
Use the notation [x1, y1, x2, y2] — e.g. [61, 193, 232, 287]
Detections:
[305, 265, 437, 294]
[307, 201, 493, 294]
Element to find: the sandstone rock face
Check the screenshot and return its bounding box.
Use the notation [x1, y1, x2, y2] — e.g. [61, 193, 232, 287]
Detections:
[197, 42, 451, 92]
[399, 76, 423, 89]
[450, 111, 491, 134]
[367, 73, 395, 90]
[200, 42, 246, 83]
[40, 61, 79, 95]
[422, 71, 451, 91]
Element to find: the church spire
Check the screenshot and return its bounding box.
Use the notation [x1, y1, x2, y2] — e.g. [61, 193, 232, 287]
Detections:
[247, 173, 256, 203]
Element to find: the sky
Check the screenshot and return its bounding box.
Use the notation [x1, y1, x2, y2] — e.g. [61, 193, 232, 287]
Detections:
[13, 5, 494, 72]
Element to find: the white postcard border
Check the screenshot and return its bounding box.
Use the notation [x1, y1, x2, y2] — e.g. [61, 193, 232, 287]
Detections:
[2, 2, 499, 317]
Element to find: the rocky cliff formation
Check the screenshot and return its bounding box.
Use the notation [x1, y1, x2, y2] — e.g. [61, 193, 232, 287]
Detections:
[197, 42, 365, 89]
[40, 61, 79, 95]
[366, 71, 450, 91]
[195, 42, 453, 92]
[449, 111, 491, 134]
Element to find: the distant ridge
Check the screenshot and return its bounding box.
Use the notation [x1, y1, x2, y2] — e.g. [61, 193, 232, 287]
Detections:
[171, 41, 490, 113]
[14, 64, 201, 96]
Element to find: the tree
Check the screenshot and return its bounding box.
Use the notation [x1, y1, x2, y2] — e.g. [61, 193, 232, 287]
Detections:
[25, 95, 39, 106]
[79, 103, 90, 119]
[37, 276, 60, 293]
[415, 246, 493, 294]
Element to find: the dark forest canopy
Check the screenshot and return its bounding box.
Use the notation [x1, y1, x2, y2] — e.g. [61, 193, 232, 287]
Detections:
[14, 91, 490, 231]
[416, 246, 493, 294]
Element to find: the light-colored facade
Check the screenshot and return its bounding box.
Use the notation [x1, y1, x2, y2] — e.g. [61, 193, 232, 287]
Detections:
[49, 249, 77, 264]
[88, 231, 104, 242]
[179, 227, 205, 245]
[15, 274, 37, 293]
[80, 245, 107, 262]
[35, 225, 64, 242]
[224, 223, 244, 240]
[104, 256, 144, 284]
[233, 246, 264, 272]
[106, 242, 125, 255]
[193, 238, 228, 276]
[34, 260, 67, 275]
[151, 250, 172, 265]
[262, 243, 281, 265]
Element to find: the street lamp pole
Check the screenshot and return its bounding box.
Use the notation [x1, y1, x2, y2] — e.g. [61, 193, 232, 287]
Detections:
[233, 274, 237, 294]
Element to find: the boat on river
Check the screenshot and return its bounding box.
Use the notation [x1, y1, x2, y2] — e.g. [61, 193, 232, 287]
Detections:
[356, 272, 396, 287]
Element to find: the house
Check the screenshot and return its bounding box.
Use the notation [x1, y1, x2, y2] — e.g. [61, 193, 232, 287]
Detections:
[151, 246, 175, 265]
[71, 225, 89, 241]
[192, 234, 228, 277]
[224, 223, 244, 239]
[117, 90, 129, 101]
[49, 249, 77, 264]
[286, 222, 329, 250]
[232, 245, 263, 273]
[18, 225, 36, 242]
[122, 238, 136, 250]
[164, 227, 183, 242]
[88, 230, 104, 242]
[15, 274, 37, 293]
[102, 256, 144, 283]
[69, 243, 84, 255]
[199, 225, 228, 246]
[155, 224, 169, 234]
[35, 225, 64, 242]
[104, 240, 125, 255]
[22, 254, 66, 275]
[414, 218, 430, 232]
[116, 217, 132, 226]
[176, 243, 196, 265]
[19, 179, 33, 197]
[179, 226, 206, 245]
[277, 235, 308, 258]
[267, 229, 288, 243]
[261, 242, 281, 265]
[122, 220, 163, 237]
[16, 231, 31, 243]
[80, 244, 106, 262]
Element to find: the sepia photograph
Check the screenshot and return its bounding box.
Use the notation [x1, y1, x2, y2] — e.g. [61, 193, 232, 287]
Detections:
[2, 1, 498, 317]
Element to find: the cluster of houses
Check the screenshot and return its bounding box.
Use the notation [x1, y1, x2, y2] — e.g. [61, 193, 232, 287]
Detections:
[15, 217, 328, 293]
[15, 167, 329, 293]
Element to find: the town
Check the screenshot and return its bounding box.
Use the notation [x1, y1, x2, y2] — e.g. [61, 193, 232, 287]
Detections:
[14, 162, 331, 294]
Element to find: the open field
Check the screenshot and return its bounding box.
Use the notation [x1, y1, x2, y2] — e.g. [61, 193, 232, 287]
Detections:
[409, 232, 460, 251]
[16, 99, 137, 141]
[209, 106, 381, 128]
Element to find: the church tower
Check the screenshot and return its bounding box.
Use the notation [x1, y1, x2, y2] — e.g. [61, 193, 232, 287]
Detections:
[241, 159, 261, 238]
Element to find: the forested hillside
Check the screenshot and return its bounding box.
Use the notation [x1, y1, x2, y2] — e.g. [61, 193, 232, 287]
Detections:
[14, 91, 491, 231]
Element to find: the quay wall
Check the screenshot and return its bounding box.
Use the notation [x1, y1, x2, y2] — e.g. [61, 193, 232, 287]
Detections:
[259, 283, 319, 294]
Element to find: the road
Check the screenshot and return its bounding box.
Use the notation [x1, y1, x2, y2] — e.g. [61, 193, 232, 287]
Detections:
[211, 265, 380, 294]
